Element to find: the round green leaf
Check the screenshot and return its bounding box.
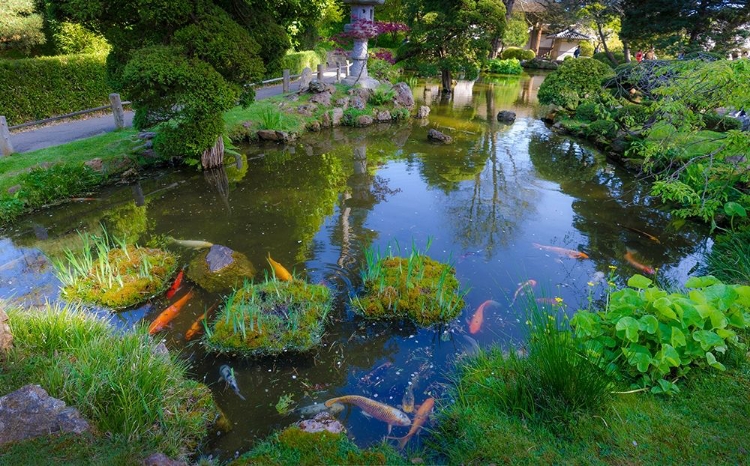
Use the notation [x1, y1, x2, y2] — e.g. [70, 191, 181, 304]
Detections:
[724, 201, 747, 218]
[628, 274, 653, 289]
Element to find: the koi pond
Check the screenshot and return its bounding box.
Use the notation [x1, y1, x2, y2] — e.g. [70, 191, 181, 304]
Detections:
[0, 72, 708, 460]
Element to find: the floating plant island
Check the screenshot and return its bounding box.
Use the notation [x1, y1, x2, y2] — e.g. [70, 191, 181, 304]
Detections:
[351, 245, 465, 326]
[204, 279, 332, 357]
[54, 232, 178, 309]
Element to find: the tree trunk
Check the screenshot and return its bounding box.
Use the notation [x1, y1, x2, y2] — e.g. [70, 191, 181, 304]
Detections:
[441, 69, 453, 94]
[503, 0, 515, 20]
[622, 40, 631, 63]
[201, 135, 224, 169]
[597, 22, 618, 66]
[490, 36, 501, 59]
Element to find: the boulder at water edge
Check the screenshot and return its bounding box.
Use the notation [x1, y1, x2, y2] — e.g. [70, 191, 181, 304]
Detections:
[0, 385, 91, 446]
[187, 244, 256, 293]
[497, 111, 517, 124]
[393, 82, 415, 108]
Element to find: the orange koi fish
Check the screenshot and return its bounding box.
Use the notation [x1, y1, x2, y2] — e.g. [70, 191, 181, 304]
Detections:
[624, 249, 655, 275]
[185, 301, 219, 341]
[511, 279, 537, 305]
[148, 289, 194, 335]
[532, 243, 589, 259]
[325, 395, 411, 434]
[391, 397, 435, 450]
[469, 300, 499, 334]
[165, 269, 184, 299]
[267, 254, 293, 281]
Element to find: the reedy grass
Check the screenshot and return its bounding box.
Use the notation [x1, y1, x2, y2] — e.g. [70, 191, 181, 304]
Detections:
[352, 238, 467, 325]
[705, 229, 750, 285]
[2, 302, 217, 461]
[52, 229, 178, 309]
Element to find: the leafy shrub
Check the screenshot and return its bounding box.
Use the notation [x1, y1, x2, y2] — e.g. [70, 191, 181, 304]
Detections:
[280, 49, 326, 75]
[409, 60, 439, 77]
[572, 275, 750, 395]
[0, 53, 111, 125]
[579, 41, 594, 57]
[585, 119, 618, 140]
[486, 58, 522, 75]
[501, 47, 536, 61]
[52, 22, 110, 55]
[575, 102, 599, 122]
[615, 103, 653, 127]
[368, 57, 401, 83]
[702, 112, 743, 132]
[522, 58, 558, 70]
[538, 58, 614, 110]
[593, 51, 625, 68]
[390, 107, 411, 121]
[683, 51, 723, 61]
[0, 198, 25, 224]
[369, 84, 395, 106]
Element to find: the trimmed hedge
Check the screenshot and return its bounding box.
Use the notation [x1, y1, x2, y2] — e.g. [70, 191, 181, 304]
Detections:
[0, 53, 112, 126]
[279, 49, 328, 75]
[501, 47, 536, 61]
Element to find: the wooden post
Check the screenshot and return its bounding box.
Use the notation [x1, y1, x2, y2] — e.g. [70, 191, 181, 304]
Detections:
[109, 93, 125, 129]
[317, 64, 324, 81]
[345, 60, 350, 77]
[336, 64, 342, 82]
[283, 69, 290, 93]
[0, 116, 13, 156]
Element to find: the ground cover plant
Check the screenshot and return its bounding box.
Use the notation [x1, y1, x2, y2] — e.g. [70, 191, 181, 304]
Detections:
[0, 302, 218, 463]
[52, 229, 178, 309]
[351, 240, 466, 326]
[204, 278, 332, 357]
[231, 427, 406, 465]
[486, 58, 522, 75]
[572, 274, 750, 395]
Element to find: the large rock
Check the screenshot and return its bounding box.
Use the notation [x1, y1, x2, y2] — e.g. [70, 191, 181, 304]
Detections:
[376, 110, 392, 122]
[308, 80, 335, 94]
[298, 68, 313, 91]
[356, 115, 374, 126]
[187, 245, 256, 293]
[332, 108, 344, 126]
[416, 106, 431, 119]
[0, 309, 12, 357]
[393, 82, 415, 108]
[497, 111, 517, 124]
[349, 96, 366, 110]
[257, 130, 297, 143]
[0, 385, 91, 446]
[427, 129, 453, 144]
[309, 92, 332, 106]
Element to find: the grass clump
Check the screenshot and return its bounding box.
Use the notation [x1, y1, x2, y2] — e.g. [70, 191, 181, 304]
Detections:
[351, 239, 466, 326]
[1, 303, 218, 462]
[230, 427, 406, 466]
[705, 229, 750, 285]
[53, 229, 178, 309]
[205, 278, 332, 357]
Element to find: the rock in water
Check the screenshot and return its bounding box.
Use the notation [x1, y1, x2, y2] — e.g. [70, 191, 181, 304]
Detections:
[427, 129, 453, 144]
[296, 412, 346, 434]
[0, 385, 91, 446]
[393, 82, 415, 108]
[206, 245, 235, 272]
[497, 111, 517, 124]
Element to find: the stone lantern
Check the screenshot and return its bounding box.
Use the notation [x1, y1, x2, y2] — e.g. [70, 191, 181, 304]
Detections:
[342, 0, 385, 88]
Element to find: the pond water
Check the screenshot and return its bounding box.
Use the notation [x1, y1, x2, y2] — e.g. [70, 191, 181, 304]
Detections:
[0, 72, 709, 460]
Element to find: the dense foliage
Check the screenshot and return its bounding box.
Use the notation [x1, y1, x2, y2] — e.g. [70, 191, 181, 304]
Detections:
[538, 57, 614, 109]
[399, 0, 506, 92]
[486, 57, 522, 75]
[572, 275, 750, 395]
[0, 0, 45, 54]
[0, 52, 110, 125]
[47, 0, 293, 167]
[501, 47, 535, 61]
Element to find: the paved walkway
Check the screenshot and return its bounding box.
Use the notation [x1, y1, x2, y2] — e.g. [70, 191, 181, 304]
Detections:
[10, 70, 341, 153]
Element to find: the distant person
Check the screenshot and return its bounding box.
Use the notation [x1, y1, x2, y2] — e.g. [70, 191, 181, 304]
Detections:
[636, 50, 643, 62]
[645, 48, 656, 60]
[574, 45, 581, 58]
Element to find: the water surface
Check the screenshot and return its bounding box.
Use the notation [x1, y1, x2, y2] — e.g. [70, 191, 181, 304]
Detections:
[0, 72, 708, 459]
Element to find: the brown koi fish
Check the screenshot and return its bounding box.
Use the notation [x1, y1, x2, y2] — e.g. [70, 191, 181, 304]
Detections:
[325, 395, 411, 434]
[532, 243, 589, 259]
[391, 397, 435, 449]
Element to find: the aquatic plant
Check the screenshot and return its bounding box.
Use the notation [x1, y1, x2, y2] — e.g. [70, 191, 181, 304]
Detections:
[705, 228, 750, 285]
[3, 303, 218, 460]
[351, 239, 466, 326]
[369, 84, 396, 106]
[275, 393, 296, 415]
[204, 278, 332, 357]
[52, 229, 178, 309]
[571, 274, 750, 395]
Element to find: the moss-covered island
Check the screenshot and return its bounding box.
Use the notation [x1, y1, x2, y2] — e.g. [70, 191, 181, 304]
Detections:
[351, 243, 465, 326]
[204, 279, 332, 357]
[53, 231, 178, 309]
